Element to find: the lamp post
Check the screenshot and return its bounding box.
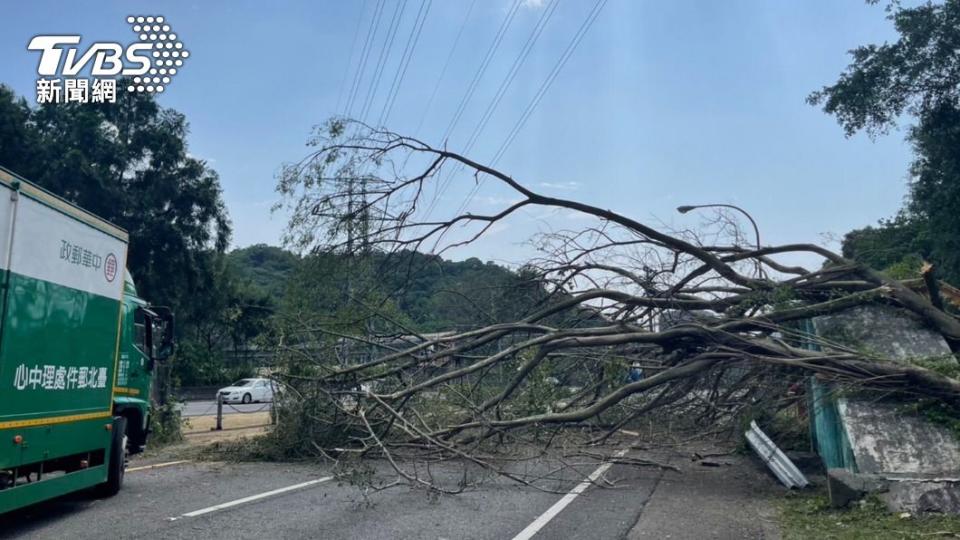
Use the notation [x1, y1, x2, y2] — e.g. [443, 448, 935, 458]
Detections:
[676, 203, 765, 279]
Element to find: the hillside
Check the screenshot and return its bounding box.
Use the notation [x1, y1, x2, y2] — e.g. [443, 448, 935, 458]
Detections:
[226, 244, 300, 298]
[225, 246, 540, 332]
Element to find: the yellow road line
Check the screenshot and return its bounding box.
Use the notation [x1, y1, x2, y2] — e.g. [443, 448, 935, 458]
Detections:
[127, 460, 191, 472]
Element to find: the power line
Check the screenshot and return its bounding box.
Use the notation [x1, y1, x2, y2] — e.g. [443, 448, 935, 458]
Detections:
[459, 0, 559, 166]
[358, 0, 408, 123]
[335, 1, 369, 115]
[431, 0, 558, 219]
[492, 0, 607, 165]
[439, 0, 522, 145]
[458, 0, 608, 215]
[378, 0, 433, 127]
[423, 0, 522, 220]
[354, 0, 428, 203]
[412, 0, 479, 136]
[344, 0, 386, 118]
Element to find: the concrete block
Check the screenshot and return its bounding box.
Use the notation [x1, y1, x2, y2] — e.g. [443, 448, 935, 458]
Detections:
[827, 468, 889, 508]
[881, 479, 960, 514]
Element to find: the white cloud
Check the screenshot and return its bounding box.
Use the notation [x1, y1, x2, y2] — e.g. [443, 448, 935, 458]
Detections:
[520, 0, 546, 8]
[473, 195, 524, 207]
[536, 181, 582, 191]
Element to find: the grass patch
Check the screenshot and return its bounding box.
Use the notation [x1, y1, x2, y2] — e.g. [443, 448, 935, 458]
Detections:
[781, 489, 960, 539]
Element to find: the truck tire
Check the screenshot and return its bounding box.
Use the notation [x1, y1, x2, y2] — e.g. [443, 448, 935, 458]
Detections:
[95, 416, 128, 498]
[242, 393, 252, 404]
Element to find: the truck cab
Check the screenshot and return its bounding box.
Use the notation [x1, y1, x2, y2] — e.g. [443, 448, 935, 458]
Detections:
[114, 271, 174, 454]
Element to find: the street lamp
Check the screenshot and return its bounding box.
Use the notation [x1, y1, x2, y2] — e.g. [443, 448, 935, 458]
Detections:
[677, 203, 765, 278]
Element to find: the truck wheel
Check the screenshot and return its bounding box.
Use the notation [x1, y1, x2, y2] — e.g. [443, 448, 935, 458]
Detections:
[95, 416, 128, 497]
[242, 393, 252, 404]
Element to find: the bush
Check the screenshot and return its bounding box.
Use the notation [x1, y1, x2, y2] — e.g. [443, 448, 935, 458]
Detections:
[149, 400, 184, 446]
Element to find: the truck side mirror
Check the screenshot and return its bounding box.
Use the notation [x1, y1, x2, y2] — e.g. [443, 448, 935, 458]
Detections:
[151, 306, 176, 362]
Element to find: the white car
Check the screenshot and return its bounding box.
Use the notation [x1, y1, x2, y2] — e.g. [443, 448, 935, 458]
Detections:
[217, 378, 278, 404]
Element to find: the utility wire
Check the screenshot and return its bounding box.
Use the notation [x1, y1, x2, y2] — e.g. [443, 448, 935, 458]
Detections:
[429, 0, 559, 220]
[459, 0, 559, 172]
[423, 0, 522, 220]
[335, 0, 369, 115]
[457, 0, 608, 216]
[413, 0, 479, 136]
[492, 0, 607, 165]
[359, 0, 409, 123]
[378, 0, 433, 127]
[344, 0, 386, 118]
[439, 0, 522, 145]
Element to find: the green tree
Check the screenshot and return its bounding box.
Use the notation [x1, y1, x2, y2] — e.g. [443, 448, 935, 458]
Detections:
[172, 252, 274, 386]
[907, 101, 960, 280]
[841, 215, 929, 278]
[226, 244, 554, 335]
[0, 84, 231, 314]
[0, 84, 243, 387]
[226, 244, 300, 298]
[809, 0, 960, 282]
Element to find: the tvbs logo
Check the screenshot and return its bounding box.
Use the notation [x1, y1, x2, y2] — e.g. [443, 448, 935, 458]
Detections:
[28, 16, 189, 104]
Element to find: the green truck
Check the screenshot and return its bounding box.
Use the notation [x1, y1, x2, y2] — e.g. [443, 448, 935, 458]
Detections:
[0, 167, 173, 514]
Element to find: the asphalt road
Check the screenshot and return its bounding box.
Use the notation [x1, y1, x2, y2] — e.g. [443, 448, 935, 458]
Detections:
[0, 446, 783, 539]
[179, 400, 272, 417]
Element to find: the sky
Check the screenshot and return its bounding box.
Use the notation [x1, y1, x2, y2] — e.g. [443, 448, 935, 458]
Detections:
[1, 0, 914, 268]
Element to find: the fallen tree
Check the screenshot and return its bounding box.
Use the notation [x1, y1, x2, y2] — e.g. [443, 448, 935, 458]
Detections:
[266, 120, 960, 491]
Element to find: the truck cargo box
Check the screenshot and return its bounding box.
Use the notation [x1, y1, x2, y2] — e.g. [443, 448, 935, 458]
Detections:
[0, 169, 130, 510]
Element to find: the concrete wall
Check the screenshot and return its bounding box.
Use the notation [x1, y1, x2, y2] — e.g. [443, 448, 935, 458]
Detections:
[813, 304, 953, 361]
[813, 304, 960, 512]
[837, 399, 960, 475]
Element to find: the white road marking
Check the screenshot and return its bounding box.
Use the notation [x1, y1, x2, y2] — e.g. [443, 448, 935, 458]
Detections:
[169, 477, 334, 520]
[127, 460, 191, 472]
[511, 449, 629, 540]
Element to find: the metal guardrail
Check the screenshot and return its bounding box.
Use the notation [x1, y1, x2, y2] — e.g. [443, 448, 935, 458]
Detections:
[173, 386, 221, 401]
[745, 420, 809, 489]
[213, 394, 276, 430]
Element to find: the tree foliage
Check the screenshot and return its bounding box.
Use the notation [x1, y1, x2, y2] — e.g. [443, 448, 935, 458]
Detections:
[841, 215, 928, 278]
[0, 84, 255, 387]
[227, 244, 300, 298]
[228, 241, 553, 333]
[0, 84, 230, 313]
[808, 1, 960, 137]
[907, 101, 960, 281]
[346, 251, 549, 332]
[810, 0, 960, 282]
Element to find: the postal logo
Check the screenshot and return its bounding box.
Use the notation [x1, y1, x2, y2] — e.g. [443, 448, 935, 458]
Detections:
[104, 253, 118, 283]
[27, 16, 190, 105]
